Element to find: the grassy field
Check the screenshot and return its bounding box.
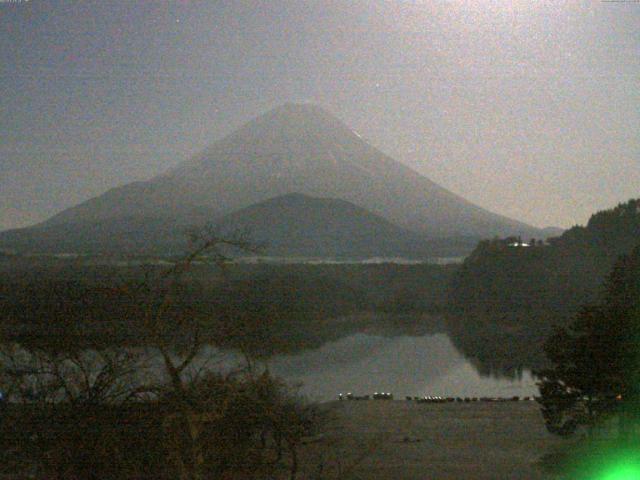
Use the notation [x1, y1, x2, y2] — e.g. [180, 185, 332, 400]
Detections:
[296, 400, 566, 480]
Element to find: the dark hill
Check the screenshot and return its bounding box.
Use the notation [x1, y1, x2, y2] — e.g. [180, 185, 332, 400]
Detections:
[446, 198, 640, 374]
[216, 193, 432, 258]
[450, 198, 640, 316]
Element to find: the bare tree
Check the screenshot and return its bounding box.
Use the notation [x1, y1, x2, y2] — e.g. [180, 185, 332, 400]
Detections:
[0, 226, 317, 480]
[0, 344, 156, 479]
[128, 227, 257, 480]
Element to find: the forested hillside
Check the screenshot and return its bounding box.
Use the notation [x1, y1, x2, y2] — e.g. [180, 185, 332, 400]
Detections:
[447, 199, 640, 374]
[450, 199, 640, 317]
[0, 260, 455, 355]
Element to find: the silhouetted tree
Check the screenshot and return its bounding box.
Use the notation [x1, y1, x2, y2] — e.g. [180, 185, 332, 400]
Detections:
[536, 245, 640, 439]
[0, 227, 318, 479]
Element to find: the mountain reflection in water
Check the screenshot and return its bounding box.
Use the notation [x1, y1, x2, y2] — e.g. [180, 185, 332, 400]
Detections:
[263, 333, 537, 402]
[3, 309, 540, 403]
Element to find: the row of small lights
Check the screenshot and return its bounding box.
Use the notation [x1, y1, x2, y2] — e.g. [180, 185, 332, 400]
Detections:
[338, 393, 541, 401]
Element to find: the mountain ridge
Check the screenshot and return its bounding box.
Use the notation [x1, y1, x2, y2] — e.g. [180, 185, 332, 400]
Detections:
[2, 103, 546, 255]
[0, 193, 480, 258]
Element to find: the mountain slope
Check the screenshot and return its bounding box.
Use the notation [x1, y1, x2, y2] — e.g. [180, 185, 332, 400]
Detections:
[0, 193, 474, 258]
[0, 211, 215, 255]
[1, 103, 543, 254]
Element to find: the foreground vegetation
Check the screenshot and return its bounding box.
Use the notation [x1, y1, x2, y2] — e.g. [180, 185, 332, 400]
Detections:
[0, 364, 317, 479]
[0, 232, 320, 480]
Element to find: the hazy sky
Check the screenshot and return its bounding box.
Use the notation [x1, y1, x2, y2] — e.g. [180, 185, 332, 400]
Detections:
[1, 0, 639, 231]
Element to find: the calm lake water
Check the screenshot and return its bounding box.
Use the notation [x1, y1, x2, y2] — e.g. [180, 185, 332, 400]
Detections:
[5, 331, 538, 404]
[262, 333, 538, 402]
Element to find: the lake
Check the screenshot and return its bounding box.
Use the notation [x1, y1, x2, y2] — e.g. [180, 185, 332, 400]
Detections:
[2, 319, 538, 404]
[261, 332, 538, 402]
